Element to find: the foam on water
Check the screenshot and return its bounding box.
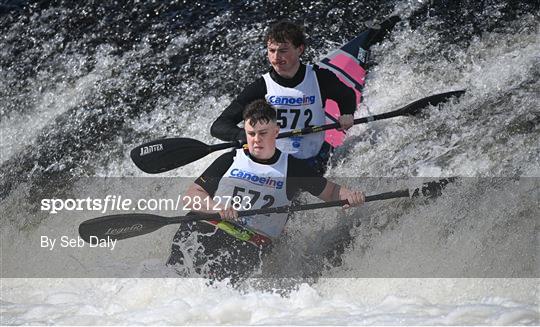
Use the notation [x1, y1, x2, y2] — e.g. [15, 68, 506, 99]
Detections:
[1, 279, 538, 325]
[329, 14, 539, 178]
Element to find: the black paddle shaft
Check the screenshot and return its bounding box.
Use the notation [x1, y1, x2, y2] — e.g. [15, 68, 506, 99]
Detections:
[78, 179, 455, 242]
[130, 90, 466, 174]
[181, 189, 411, 221]
[78, 188, 420, 242]
[278, 90, 466, 138]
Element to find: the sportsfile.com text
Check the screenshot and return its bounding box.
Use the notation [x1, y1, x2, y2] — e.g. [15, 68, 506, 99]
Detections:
[40, 195, 253, 214]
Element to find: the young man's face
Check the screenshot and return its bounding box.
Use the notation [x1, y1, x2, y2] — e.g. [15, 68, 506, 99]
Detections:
[267, 39, 304, 79]
[245, 119, 280, 160]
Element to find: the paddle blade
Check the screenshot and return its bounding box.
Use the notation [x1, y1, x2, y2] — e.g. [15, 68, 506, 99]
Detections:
[399, 90, 466, 116]
[411, 178, 456, 199]
[130, 138, 210, 173]
[78, 214, 170, 242]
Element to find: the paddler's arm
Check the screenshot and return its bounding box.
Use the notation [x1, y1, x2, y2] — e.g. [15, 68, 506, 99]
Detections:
[210, 78, 267, 143]
[314, 65, 356, 131]
[316, 181, 365, 208]
[287, 156, 365, 208]
[183, 184, 238, 219]
[182, 151, 238, 220]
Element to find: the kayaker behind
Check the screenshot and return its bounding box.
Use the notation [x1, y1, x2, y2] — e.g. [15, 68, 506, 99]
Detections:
[210, 20, 357, 175]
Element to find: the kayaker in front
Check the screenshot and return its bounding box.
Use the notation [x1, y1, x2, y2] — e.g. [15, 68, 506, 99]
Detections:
[168, 100, 365, 282]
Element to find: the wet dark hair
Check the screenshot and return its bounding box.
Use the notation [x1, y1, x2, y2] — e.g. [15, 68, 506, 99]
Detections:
[264, 20, 306, 48]
[243, 99, 276, 126]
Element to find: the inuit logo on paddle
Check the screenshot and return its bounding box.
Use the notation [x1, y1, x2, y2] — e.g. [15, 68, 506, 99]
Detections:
[140, 144, 163, 156]
[105, 224, 143, 236]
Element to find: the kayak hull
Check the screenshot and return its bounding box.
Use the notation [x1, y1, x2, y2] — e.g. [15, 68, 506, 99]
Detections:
[318, 16, 400, 148]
